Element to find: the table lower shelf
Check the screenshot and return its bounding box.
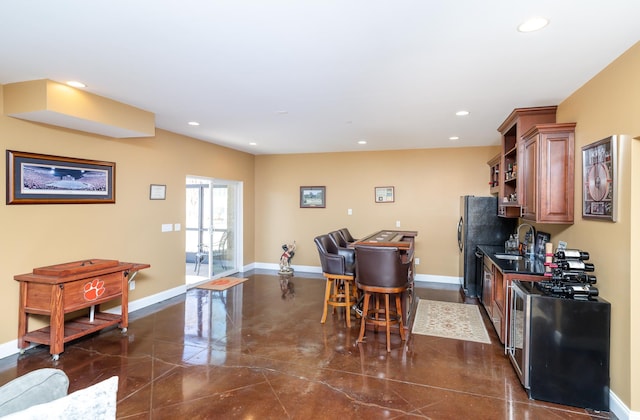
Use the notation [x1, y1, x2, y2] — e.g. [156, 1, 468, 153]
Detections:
[22, 312, 122, 347]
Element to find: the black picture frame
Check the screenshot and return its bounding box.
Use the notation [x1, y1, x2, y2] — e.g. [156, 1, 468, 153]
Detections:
[582, 136, 617, 221]
[300, 186, 325, 208]
[6, 150, 116, 204]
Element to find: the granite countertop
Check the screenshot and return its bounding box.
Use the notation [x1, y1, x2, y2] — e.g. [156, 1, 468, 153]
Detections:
[477, 245, 546, 276]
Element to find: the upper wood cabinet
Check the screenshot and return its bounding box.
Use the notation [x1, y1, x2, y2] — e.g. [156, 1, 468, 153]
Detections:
[487, 153, 500, 195]
[520, 123, 576, 223]
[497, 106, 557, 218]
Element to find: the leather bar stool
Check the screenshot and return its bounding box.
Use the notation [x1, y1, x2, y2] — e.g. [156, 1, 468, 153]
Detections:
[314, 234, 357, 327]
[338, 228, 357, 244]
[355, 245, 411, 352]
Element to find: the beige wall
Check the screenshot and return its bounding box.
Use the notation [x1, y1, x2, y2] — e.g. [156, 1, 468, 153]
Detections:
[254, 147, 499, 277]
[555, 41, 640, 410]
[1, 40, 638, 414]
[0, 98, 255, 343]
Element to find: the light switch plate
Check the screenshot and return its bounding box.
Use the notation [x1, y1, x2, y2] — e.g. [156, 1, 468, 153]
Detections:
[161, 223, 173, 232]
[174, 223, 181, 231]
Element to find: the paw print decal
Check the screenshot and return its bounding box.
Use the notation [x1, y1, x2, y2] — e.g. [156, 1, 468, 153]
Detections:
[84, 278, 106, 301]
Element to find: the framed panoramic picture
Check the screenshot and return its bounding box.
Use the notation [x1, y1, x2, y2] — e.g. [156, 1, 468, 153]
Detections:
[6, 150, 116, 204]
[582, 136, 617, 221]
[375, 186, 395, 203]
[300, 186, 325, 208]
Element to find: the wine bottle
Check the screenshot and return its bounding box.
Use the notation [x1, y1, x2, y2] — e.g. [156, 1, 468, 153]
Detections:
[561, 271, 597, 284]
[557, 260, 595, 272]
[554, 249, 590, 260]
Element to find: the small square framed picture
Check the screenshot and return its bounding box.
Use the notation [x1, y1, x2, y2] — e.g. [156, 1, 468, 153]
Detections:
[300, 186, 325, 208]
[375, 186, 394, 203]
[150, 184, 166, 200]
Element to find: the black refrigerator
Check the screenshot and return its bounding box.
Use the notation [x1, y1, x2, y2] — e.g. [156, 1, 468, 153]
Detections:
[458, 196, 515, 298]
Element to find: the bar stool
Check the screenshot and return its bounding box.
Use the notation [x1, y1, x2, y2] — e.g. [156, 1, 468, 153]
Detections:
[355, 245, 411, 352]
[314, 234, 357, 327]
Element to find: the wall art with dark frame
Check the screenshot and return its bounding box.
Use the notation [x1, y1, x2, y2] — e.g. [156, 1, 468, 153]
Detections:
[375, 186, 394, 203]
[6, 150, 116, 204]
[300, 186, 325, 208]
[582, 136, 617, 221]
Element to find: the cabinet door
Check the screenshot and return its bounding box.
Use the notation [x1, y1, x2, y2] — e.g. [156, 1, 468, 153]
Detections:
[521, 136, 538, 220]
[538, 131, 574, 223]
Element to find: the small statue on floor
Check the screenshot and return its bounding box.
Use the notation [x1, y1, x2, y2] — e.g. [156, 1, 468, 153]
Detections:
[279, 241, 296, 274]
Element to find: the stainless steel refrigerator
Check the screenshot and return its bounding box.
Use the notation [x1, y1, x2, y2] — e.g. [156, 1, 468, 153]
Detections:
[457, 196, 516, 298]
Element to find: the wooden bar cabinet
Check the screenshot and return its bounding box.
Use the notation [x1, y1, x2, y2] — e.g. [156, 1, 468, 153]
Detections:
[14, 259, 150, 360]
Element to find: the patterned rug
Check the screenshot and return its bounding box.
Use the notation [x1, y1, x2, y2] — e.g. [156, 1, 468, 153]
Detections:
[195, 277, 248, 291]
[411, 300, 491, 344]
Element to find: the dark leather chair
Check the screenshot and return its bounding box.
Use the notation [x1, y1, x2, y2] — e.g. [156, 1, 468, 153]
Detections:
[328, 230, 349, 248]
[355, 245, 411, 352]
[338, 228, 357, 243]
[314, 234, 357, 327]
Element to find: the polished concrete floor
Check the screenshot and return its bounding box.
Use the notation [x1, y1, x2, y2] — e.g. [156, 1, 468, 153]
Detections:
[0, 270, 614, 419]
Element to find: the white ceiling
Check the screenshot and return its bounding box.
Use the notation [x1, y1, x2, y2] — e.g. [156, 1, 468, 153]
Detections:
[1, 1, 638, 155]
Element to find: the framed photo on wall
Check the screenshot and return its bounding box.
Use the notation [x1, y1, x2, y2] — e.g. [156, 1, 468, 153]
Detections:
[300, 186, 325, 208]
[6, 150, 115, 204]
[582, 135, 617, 221]
[375, 186, 394, 203]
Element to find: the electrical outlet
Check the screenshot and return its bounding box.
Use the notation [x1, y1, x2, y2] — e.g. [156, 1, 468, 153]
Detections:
[129, 280, 136, 290]
[396, 220, 401, 228]
[348, 208, 352, 215]
[415, 257, 420, 265]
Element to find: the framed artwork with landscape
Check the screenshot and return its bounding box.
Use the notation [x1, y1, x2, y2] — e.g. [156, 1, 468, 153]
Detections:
[6, 150, 116, 204]
[300, 186, 325, 208]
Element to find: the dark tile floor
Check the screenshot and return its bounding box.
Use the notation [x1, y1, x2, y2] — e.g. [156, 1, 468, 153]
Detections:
[0, 270, 614, 419]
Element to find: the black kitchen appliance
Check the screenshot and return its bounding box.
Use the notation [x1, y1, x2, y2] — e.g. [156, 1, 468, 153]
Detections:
[458, 195, 515, 298]
[508, 280, 611, 411]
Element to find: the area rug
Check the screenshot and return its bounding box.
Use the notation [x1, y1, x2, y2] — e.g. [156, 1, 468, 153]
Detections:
[196, 277, 248, 291]
[411, 299, 491, 344]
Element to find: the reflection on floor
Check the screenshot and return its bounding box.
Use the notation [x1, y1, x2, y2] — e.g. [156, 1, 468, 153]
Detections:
[185, 261, 231, 286]
[0, 270, 614, 419]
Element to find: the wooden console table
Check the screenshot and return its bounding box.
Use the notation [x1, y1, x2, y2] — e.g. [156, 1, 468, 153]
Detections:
[14, 259, 150, 360]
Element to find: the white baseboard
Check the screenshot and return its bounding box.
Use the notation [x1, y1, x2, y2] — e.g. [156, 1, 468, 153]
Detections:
[610, 390, 637, 420]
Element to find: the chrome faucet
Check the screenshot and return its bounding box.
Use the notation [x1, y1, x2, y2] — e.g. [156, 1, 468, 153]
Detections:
[516, 223, 536, 255]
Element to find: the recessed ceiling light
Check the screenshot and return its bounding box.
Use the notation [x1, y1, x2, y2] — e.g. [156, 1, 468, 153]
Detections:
[188, 121, 200, 126]
[455, 110, 469, 116]
[449, 136, 460, 141]
[357, 140, 367, 145]
[249, 142, 257, 146]
[66, 81, 86, 88]
[518, 17, 549, 33]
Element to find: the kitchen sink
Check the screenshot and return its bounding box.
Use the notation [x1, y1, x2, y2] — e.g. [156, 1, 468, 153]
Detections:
[493, 253, 523, 261]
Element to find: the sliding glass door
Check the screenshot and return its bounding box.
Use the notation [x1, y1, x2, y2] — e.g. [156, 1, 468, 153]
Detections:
[186, 176, 241, 285]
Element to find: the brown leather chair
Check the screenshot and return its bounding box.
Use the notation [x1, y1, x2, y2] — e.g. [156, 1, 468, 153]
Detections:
[328, 230, 349, 248]
[338, 228, 357, 243]
[355, 245, 411, 352]
[314, 234, 357, 327]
